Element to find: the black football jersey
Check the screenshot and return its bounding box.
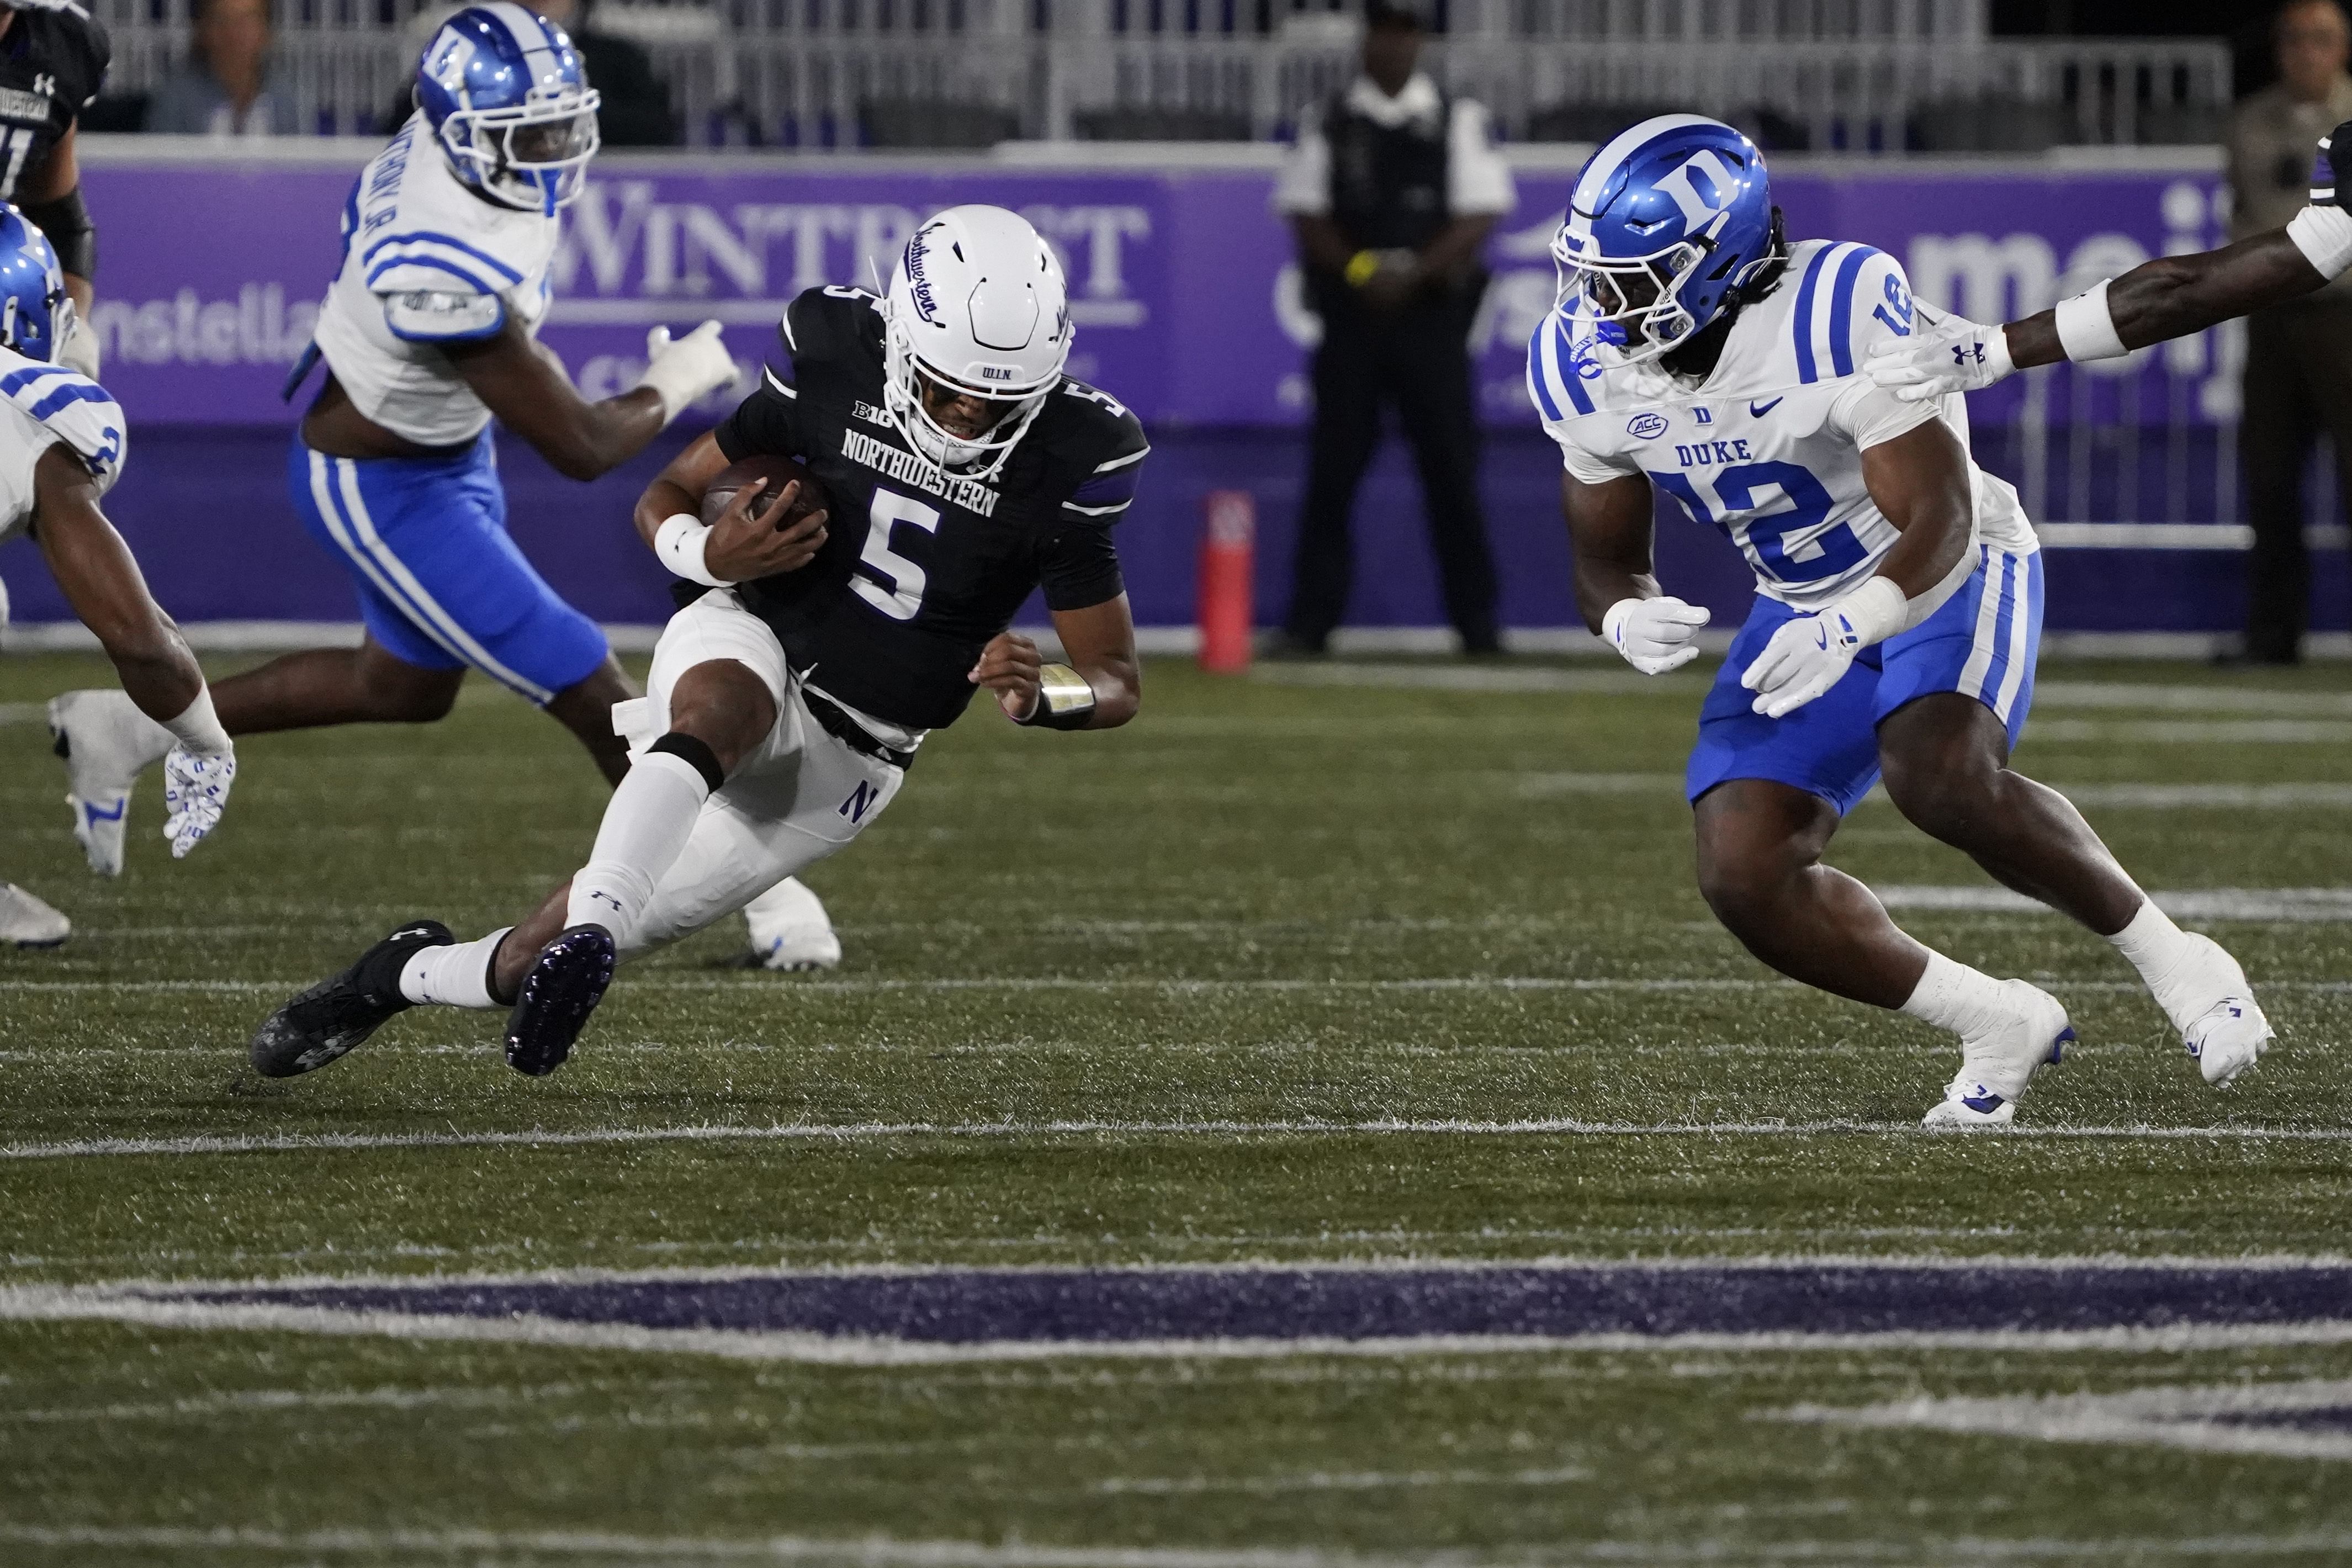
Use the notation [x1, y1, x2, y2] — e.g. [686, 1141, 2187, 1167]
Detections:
[712, 286, 1149, 731]
[0, 5, 107, 202]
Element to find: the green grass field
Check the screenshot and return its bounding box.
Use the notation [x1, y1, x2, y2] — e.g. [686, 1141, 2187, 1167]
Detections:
[4, 648, 2352, 1566]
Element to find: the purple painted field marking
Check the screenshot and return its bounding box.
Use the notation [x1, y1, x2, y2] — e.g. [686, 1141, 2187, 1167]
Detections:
[161, 1261, 2352, 1346]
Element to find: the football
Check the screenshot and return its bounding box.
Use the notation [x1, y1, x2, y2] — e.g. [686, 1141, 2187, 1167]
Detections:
[699, 452, 825, 529]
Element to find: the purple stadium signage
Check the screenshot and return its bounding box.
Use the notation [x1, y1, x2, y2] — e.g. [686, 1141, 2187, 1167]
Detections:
[79, 146, 2228, 432]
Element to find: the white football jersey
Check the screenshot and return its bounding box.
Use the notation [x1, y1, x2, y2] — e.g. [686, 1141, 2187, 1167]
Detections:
[1529, 239, 2034, 613]
[0, 346, 126, 545]
[310, 112, 559, 448]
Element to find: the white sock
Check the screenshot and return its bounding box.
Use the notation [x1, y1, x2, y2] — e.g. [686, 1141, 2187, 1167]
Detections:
[398, 928, 511, 1009]
[564, 751, 711, 939]
[2107, 898, 2207, 1029]
[1899, 950, 2012, 1039]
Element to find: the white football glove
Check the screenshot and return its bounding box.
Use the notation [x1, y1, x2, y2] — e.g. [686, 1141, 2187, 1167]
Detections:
[161, 743, 235, 859]
[1741, 610, 1871, 718]
[635, 321, 739, 422]
[1602, 595, 1711, 674]
[1863, 304, 2015, 404]
[54, 306, 99, 383]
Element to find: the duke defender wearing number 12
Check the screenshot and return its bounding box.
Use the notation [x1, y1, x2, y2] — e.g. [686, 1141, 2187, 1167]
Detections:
[1536, 117, 2274, 1125]
[249, 204, 1147, 1078]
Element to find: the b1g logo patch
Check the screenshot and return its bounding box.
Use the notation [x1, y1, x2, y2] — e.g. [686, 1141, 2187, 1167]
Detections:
[1627, 412, 1670, 441]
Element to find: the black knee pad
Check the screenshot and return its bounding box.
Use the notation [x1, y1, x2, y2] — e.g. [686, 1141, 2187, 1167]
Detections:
[648, 732, 725, 793]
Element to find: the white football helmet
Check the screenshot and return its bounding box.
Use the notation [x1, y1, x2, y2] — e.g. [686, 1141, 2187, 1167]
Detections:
[881, 205, 1072, 480]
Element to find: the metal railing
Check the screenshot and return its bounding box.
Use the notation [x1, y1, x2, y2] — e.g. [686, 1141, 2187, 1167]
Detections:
[82, 0, 2221, 149]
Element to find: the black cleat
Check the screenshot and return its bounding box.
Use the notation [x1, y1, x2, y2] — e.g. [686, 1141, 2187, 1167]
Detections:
[504, 924, 616, 1077]
[250, 919, 454, 1078]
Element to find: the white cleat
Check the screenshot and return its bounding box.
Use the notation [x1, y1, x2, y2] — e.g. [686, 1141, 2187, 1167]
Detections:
[740, 877, 842, 971]
[0, 883, 69, 947]
[47, 689, 172, 877]
[2170, 935, 2273, 1086]
[1922, 980, 2074, 1130]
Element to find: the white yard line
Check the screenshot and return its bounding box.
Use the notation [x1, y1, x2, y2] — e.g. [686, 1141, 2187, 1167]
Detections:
[1095, 1468, 1590, 1495]
[8, 974, 2352, 999]
[0, 1524, 1375, 1567]
[2027, 719, 2352, 744]
[1877, 885, 2352, 922]
[4, 1524, 2351, 1568]
[8, 1287, 2352, 1367]
[7, 1119, 2352, 1163]
[1782, 1377, 2352, 1464]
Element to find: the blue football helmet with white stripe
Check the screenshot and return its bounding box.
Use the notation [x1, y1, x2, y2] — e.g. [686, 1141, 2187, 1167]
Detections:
[0, 205, 70, 363]
[1551, 114, 1778, 365]
[415, 4, 601, 215]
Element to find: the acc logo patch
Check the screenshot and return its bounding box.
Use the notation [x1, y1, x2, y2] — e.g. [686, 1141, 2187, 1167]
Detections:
[1626, 412, 1670, 441]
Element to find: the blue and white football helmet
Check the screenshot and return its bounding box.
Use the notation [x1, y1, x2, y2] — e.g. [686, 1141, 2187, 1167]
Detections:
[1551, 114, 1779, 365]
[415, 3, 601, 215]
[0, 205, 71, 363]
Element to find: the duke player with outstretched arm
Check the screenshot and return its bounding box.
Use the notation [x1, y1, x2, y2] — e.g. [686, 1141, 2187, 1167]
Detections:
[246, 205, 1149, 1079]
[1866, 119, 2352, 404]
[0, 209, 230, 944]
[45, 5, 738, 864]
[1534, 116, 2274, 1125]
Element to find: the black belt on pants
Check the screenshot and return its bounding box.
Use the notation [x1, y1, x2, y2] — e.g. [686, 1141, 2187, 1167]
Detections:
[800, 688, 915, 772]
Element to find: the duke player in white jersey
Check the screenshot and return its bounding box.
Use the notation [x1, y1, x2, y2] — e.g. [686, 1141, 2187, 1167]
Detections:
[1532, 116, 2275, 1125]
[0, 209, 230, 944]
[44, 7, 844, 966]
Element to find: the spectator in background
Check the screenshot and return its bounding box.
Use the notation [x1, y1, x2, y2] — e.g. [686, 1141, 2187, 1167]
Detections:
[144, 0, 300, 137]
[526, 0, 674, 147]
[2230, 0, 2352, 664]
[1269, 0, 1514, 658]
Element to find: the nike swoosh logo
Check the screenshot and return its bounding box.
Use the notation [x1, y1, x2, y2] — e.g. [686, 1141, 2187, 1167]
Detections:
[1749, 398, 1784, 417]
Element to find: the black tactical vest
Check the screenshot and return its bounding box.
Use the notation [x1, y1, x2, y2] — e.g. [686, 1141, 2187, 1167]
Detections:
[1322, 86, 1454, 253]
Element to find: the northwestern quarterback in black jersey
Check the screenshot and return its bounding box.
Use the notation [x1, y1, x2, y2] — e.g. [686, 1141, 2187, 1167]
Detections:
[0, 0, 109, 380]
[248, 204, 1149, 1078]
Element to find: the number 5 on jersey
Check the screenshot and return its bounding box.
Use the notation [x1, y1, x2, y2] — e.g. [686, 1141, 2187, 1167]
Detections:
[850, 489, 941, 621]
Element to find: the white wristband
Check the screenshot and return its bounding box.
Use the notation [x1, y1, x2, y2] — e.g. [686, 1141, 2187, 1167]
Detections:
[2289, 203, 2352, 282]
[654, 512, 730, 587]
[2053, 278, 2128, 362]
[1835, 576, 1909, 649]
[162, 687, 231, 756]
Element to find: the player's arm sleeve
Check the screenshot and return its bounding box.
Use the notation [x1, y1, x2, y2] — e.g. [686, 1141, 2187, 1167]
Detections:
[1828, 249, 1945, 448]
[1548, 420, 1635, 485]
[1273, 121, 1332, 216]
[1038, 417, 1148, 610]
[1038, 521, 1126, 611]
[713, 297, 814, 460]
[366, 250, 508, 345]
[1448, 100, 1517, 217]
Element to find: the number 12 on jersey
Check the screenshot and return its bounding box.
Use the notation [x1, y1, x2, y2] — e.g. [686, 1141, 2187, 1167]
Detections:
[849, 489, 941, 621]
[1648, 462, 1867, 586]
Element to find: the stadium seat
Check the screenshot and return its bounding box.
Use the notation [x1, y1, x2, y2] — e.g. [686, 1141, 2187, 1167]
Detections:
[1909, 97, 2076, 153]
[1523, 102, 1687, 144]
[1071, 107, 1253, 142]
[858, 97, 1022, 149]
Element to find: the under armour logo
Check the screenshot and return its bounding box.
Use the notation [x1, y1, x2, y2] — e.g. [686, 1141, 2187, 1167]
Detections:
[1951, 342, 1987, 368]
[589, 890, 624, 913]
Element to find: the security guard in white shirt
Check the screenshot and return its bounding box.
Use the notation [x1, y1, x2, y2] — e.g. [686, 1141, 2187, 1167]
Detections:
[1270, 0, 1516, 656]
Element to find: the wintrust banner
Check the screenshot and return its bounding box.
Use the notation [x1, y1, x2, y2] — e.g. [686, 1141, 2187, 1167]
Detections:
[76, 145, 2229, 430]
